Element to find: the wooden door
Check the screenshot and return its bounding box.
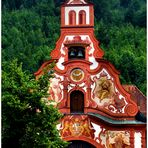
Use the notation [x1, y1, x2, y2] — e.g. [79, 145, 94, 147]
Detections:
[70, 91, 84, 113]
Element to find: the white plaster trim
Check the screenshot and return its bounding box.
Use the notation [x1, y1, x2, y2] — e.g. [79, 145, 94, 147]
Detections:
[91, 122, 102, 143]
[56, 43, 66, 70]
[102, 68, 111, 79]
[134, 132, 142, 148]
[79, 83, 87, 92]
[68, 84, 75, 92]
[89, 56, 98, 69]
[56, 57, 65, 70]
[57, 35, 98, 70]
[68, 83, 87, 92]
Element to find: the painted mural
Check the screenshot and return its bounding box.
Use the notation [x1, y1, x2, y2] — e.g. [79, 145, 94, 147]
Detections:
[91, 70, 127, 114]
[59, 115, 133, 148]
[93, 76, 115, 106]
[100, 130, 130, 148]
[48, 74, 64, 103]
[59, 115, 95, 138]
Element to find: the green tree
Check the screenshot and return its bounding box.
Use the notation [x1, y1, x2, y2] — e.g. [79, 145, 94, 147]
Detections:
[2, 0, 146, 94]
[2, 60, 68, 148]
[2, 1, 60, 73]
[2, 10, 54, 72]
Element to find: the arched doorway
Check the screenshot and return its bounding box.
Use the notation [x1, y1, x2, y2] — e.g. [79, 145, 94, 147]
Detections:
[68, 140, 96, 148]
[70, 90, 84, 113]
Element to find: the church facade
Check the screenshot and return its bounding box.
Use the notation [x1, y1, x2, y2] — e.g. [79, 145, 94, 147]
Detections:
[35, 0, 146, 147]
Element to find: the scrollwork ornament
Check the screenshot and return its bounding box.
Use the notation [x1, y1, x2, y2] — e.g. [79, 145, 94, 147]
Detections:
[125, 104, 138, 116]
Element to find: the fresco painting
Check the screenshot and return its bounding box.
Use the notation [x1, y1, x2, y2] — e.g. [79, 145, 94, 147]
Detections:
[48, 76, 63, 103]
[100, 131, 130, 148]
[59, 115, 95, 138]
[92, 75, 126, 113]
[93, 76, 115, 106]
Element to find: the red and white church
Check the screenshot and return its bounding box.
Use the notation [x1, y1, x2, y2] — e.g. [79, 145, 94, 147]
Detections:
[35, 0, 146, 147]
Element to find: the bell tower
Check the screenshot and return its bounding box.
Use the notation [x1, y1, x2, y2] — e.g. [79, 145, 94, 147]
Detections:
[50, 0, 104, 71]
[61, 0, 94, 27]
[35, 0, 146, 147]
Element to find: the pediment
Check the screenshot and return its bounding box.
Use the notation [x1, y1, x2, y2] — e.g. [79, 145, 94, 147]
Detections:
[67, 0, 87, 4]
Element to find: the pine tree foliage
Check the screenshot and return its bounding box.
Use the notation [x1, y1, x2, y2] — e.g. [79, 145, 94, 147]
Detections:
[2, 0, 146, 94]
[2, 60, 68, 148]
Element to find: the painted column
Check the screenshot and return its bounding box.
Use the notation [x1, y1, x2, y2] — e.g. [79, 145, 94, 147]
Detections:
[141, 130, 146, 148]
[130, 129, 134, 148]
[61, 76, 69, 109]
[85, 76, 92, 110]
[134, 131, 142, 148]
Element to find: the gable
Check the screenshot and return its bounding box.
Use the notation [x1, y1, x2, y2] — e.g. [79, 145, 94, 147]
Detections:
[89, 65, 138, 118]
[39, 59, 139, 119]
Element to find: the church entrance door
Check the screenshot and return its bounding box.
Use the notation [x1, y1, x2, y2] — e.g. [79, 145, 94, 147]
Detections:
[70, 90, 84, 113]
[68, 140, 95, 148]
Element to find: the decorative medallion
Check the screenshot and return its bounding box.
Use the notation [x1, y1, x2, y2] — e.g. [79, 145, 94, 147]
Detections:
[70, 68, 84, 82]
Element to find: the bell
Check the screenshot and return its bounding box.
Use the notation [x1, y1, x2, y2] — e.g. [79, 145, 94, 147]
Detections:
[77, 50, 83, 58]
[70, 51, 75, 57]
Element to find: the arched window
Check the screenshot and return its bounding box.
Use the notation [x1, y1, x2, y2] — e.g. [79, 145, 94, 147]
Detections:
[70, 90, 84, 113]
[69, 10, 76, 25]
[79, 10, 86, 25]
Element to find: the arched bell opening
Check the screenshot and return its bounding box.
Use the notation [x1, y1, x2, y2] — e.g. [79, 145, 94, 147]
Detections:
[69, 10, 76, 25]
[68, 46, 85, 60]
[68, 140, 96, 148]
[79, 10, 86, 25]
[70, 90, 84, 113]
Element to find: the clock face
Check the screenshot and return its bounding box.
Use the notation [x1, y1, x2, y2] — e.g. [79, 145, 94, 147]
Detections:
[70, 68, 84, 82]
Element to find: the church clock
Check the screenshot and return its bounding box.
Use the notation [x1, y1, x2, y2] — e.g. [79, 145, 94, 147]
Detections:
[70, 68, 84, 82]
